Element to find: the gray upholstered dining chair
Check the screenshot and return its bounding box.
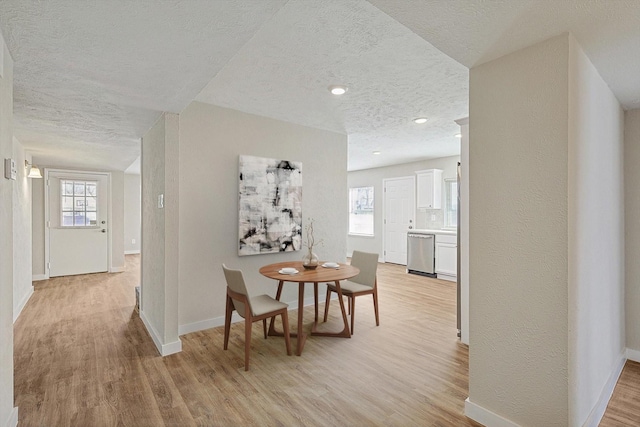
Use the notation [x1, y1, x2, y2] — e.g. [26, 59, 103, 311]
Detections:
[322, 251, 380, 334]
[222, 264, 291, 371]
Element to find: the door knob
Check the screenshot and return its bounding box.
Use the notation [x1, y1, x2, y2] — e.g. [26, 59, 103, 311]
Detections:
[101, 229, 106, 233]
[408, 226, 413, 229]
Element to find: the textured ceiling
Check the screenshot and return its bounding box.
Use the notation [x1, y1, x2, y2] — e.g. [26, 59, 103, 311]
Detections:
[0, 0, 638, 173]
[0, 0, 287, 171]
[195, 0, 468, 171]
[370, 0, 640, 110]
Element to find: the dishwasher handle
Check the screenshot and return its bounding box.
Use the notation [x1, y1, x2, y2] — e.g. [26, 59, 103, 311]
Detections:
[408, 233, 434, 239]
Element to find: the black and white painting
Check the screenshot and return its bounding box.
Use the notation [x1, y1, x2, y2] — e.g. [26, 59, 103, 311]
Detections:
[238, 155, 302, 256]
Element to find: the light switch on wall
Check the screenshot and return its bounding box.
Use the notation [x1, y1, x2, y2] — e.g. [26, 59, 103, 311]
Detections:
[4, 158, 16, 180]
[158, 194, 164, 209]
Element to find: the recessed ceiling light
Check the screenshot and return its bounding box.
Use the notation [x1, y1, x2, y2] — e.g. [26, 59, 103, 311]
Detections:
[329, 85, 348, 95]
[413, 117, 428, 124]
[454, 133, 462, 138]
[373, 151, 381, 155]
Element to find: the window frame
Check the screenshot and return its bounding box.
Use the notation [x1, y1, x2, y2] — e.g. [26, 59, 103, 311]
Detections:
[443, 178, 458, 229]
[60, 179, 99, 228]
[348, 186, 375, 236]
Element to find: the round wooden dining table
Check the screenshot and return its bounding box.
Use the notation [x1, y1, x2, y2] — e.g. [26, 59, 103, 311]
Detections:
[259, 261, 359, 356]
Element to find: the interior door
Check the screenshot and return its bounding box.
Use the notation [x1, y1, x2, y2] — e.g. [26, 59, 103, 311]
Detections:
[383, 176, 415, 265]
[47, 171, 109, 277]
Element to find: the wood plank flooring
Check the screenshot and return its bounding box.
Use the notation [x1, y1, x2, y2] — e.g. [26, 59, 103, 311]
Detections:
[600, 360, 640, 426]
[14, 255, 639, 426]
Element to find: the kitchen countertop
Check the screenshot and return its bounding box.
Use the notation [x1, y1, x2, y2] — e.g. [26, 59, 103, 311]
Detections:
[409, 228, 457, 236]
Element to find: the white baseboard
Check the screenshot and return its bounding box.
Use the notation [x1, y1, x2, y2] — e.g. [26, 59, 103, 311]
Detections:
[436, 273, 456, 282]
[179, 294, 338, 336]
[626, 348, 640, 363]
[581, 352, 626, 427]
[125, 250, 140, 255]
[110, 266, 125, 273]
[465, 398, 520, 427]
[32, 274, 48, 281]
[139, 310, 182, 356]
[4, 407, 18, 427]
[13, 286, 34, 323]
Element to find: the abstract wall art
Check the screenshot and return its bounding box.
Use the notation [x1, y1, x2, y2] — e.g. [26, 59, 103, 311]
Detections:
[238, 155, 302, 256]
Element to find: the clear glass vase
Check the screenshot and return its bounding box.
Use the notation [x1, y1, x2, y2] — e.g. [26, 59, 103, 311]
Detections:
[302, 248, 319, 269]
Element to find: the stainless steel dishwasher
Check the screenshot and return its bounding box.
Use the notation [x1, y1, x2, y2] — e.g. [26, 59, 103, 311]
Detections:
[407, 232, 435, 276]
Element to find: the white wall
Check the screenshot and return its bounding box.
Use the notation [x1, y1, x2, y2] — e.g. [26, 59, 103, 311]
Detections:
[626, 109, 640, 357]
[12, 139, 33, 322]
[140, 113, 181, 355]
[468, 34, 570, 426]
[177, 103, 348, 334]
[124, 173, 141, 254]
[347, 156, 459, 259]
[567, 36, 625, 427]
[0, 30, 17, 427]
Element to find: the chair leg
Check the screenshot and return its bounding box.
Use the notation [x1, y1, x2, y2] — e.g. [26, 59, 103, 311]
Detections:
[348, 296, 351, 315]
[224, 296, 233, 350]
[281, 310, 292, 356]
[350, 296, 356, 335]
[323, 286, 332, 322]
[244, 318, 252, 371]
[263, 319, 268, 339]
[373, 288, 380, 326]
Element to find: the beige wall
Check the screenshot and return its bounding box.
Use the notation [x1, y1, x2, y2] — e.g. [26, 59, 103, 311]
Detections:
[177, 103, 348, 333]
[347, 156, 459, 259]
[111, 171, 125, 271]
[625, 109, 640, 353]
[124, 174, 141, 254]
[468, 33, 625, 427]
[31, 178, 45, 278]
[140, 113, 180, 354]
[0, 30, 16, 427]
[469, 34, 570, 426]
[12, 139, 33, 321]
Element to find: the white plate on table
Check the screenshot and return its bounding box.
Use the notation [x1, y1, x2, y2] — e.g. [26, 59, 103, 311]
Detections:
[322, 262, 339, 269]
[279, 268, 298, 275]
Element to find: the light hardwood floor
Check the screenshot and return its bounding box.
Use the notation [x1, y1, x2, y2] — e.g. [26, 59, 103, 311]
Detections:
[14, 255, 638, 426]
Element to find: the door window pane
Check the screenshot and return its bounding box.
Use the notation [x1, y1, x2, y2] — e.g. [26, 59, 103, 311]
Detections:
[86, 196, 97, 211]
[348, 187, 374, 236]
[62, 212, 74, 226]
[62, 196, 74, 211]
[63, 182, 74, 196]
[60, 180, 99, 227]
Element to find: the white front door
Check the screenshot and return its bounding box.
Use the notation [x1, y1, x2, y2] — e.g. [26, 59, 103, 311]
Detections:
[383, 176, 415, 265]
[46, 170, 109, 277]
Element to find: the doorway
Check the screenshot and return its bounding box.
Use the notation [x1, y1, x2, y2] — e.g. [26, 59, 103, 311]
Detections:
[383, 176, 415, 265]
[45, 170, 111, 277]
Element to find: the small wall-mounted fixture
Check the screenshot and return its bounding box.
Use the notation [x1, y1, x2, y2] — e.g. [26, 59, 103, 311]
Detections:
[413, 117, 428, 124]
[4, 158, 16, 180]
[454, 133, 462, 138]
[25, 160, 43, 178]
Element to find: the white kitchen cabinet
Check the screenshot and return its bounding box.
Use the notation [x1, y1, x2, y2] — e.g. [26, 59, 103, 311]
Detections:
[435, 234, 457, 281]
[416, 169, 443, 209]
